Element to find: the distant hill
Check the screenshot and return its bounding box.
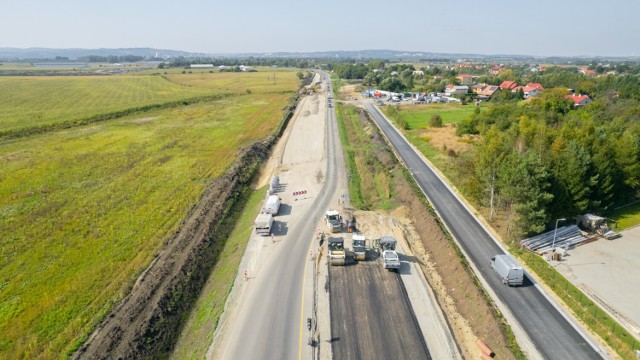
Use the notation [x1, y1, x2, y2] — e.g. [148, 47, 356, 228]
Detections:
[1, 47, 637, 63]
[0, 47, 206, 60]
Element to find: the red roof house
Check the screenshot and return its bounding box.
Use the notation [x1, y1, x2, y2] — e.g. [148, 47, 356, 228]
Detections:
[499, 80, 518, 90]
[565, 94, 592, 106]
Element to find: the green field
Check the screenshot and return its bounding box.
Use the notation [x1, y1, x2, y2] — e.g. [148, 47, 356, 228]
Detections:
[387, 103, 477, 129]
[606, 201, 640, 230]
[0, 76, 212, 133]
[0, 71, 299, 358]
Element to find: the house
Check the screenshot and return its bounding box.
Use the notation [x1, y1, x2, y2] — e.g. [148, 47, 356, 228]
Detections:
[526, 83, 544, 91]
[445, 84, 469, 95]
[456, 74, 477, 85]
[390, 71, 399, 76]
[512, 83, 544, 98]
[499, 80, 518, 90]
[190, 64, 214, 68]
[477, 85, 500, 99]
[566, 94, 592, 107]
[472, 83, 488, 94]
[412, 70, 425, 76]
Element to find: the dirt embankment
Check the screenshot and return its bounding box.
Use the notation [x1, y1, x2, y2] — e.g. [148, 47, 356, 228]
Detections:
[73, 97, 300, 359]
[356, 106, 518, 359]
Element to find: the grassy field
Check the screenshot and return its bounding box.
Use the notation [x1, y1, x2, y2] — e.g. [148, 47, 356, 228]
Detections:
[386, 103, 477, 129]
[605, 202, 640, 230]
[0, 76, 214, 133]
[171, 185, 267, 359]
[336, 103, 396, 210]
[0, 71, 299, 358]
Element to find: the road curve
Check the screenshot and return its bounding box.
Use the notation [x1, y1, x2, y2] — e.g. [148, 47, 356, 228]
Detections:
[363, 102, 603, 360]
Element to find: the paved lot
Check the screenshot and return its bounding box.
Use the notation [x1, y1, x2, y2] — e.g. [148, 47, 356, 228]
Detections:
[329, 255, 431, 360]
[556, 227, 640, 336]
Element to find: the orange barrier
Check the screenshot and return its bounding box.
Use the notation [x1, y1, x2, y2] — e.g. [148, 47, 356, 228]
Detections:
[476, 338, 495, 357]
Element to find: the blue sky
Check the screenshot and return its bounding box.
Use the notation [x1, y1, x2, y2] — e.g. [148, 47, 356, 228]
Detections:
[2, 0, 638, 57]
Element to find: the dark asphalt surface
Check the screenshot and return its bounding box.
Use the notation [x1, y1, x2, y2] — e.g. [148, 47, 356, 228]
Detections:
[363, 102, 603, 360]
[329, 258, 431, 360]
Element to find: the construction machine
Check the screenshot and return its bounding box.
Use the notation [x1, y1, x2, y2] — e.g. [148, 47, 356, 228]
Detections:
[374, 236, 400, 271]
[352, 233, 366, 261]
[325, 210, 342, 233]
[328, 237, 346, 266]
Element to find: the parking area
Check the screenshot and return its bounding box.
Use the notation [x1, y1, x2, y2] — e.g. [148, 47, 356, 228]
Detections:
[555, 227, 640, 336]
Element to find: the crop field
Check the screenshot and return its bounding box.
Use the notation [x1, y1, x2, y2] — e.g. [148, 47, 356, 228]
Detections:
[0, 76, 215, 134]
[0, 70, 298, 358]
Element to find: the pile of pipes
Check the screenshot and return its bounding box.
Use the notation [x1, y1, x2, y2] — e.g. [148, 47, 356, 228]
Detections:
[520, 225, 589, 254]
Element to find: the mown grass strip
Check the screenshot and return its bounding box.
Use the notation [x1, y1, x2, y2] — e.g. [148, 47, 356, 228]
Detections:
[606, 201, 640, 230]
[335, 103, 366, 209]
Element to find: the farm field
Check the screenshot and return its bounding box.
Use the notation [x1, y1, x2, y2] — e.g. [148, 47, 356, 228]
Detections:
[0, 75, 212, 134]
[0, 70, 299, 358]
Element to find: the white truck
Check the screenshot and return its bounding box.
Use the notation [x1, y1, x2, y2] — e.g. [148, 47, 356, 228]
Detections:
[262, 195, 281, 215]
[254, 213, 274, 236]
[490, 254, 524, 286]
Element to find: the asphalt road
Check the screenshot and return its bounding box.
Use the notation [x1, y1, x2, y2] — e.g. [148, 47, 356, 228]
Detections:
[329, 255, 431, 360]
[363, 102, 603, 360]
[218, 74, 346, 360]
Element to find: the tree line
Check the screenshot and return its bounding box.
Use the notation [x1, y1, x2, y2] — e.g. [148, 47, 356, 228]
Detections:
[454, 89, 640, 238]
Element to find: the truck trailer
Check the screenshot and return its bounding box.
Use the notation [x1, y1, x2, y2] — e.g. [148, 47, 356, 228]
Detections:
[490, 254, 524, 286]
[254, 213, 274, 236]
[262, 195, 281, 215]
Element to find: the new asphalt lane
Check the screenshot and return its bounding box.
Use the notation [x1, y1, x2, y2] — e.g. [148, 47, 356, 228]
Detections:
[363, 102, 604, 360]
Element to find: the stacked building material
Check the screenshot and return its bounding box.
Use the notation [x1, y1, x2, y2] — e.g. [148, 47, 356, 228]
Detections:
[520, 225, 588, 254]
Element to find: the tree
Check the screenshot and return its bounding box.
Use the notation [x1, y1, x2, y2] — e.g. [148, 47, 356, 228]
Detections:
[379, 77, 404, 93]
[429, 114, 443, 128]
[554, 141, 599, 216]
[473, 127, 510, 220]
[296, 71, 305, 80]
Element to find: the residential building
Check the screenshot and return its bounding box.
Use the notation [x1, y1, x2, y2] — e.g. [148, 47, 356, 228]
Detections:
[499, 80, 518, 90]
[566, 94, 592, 107]
[445, 84, 469, 95]
[456, 74, 477, 85]
[512, 83, 544, 98]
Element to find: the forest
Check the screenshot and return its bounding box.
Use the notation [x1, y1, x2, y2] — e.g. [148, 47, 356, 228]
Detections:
[455, 85, 640, 238]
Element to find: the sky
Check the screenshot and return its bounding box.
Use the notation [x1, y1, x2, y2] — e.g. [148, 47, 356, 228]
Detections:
[2, 0, 639, 57]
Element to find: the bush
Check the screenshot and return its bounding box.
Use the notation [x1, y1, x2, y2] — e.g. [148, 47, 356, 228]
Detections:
[429, 114, 444, 127]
